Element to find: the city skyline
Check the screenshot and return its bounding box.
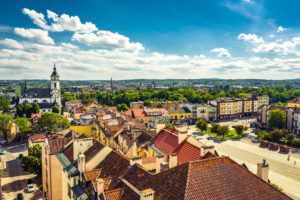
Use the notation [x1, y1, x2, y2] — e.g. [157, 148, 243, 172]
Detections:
[1, 0, 300, 80]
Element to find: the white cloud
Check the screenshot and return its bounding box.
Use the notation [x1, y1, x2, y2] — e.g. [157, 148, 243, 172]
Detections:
[242, 0, 252, 3]
[22, 8, 48, 29]
[277, 26, 287, 33]
[46, 10, 98, 33]
[237, 33, 264, 43]
[253, 41, 295, 54]
[211, 48, 231, 57]
[72, 31, 144, 51]
[14, 28, 54, 45]
[0, 39, 23, 49]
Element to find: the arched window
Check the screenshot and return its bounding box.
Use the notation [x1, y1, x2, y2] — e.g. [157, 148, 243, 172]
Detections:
[23, 100, 28, 103]
[33, 100, 38, 103]
[42, 99, 48, 103]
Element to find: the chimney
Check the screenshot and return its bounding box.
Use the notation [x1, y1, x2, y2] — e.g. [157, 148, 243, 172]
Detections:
[130, 156, 143, 166]
[257, 159, 269, 182]
[140, 188, 155, 200]
[168, 153, 177, 168]
[155, 155, 165, 173]
[178, 130, 188, 144]
[131, 142, 137, 158]
[78, 153, 86, 173]
[96, 178, 105, 195]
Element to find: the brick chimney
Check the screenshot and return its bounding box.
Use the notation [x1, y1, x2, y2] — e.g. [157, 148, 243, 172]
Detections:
[257, 159, 269, 182]
[155, 155, 165, 173]
[130, 156, 143, 166]
[168, 153, 177, 168]
[78, 153, 86, 173]
[140, 188, 155, 200]
[178, 130, 188, 144]
[96, 178, 105, 195]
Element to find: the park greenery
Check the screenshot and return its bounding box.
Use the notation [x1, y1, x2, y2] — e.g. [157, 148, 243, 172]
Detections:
[16, 103, 40, 118]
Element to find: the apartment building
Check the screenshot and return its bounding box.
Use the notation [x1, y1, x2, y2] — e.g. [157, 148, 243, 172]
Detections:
[287, 97, 300, 108]
[210, 97, 258, 120]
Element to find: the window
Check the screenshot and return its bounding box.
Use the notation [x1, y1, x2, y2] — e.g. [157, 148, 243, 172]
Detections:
[54, 83, 57, 89]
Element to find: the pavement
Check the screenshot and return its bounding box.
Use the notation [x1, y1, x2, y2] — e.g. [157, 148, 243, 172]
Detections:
[1, 144, 42, 200]
[187, 125, 300, 199]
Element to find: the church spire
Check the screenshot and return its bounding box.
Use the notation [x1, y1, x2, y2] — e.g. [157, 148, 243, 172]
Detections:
[51, 62, 59, 77]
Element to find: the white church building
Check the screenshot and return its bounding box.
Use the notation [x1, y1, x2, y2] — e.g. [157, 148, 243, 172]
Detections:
[19, 64, 61, 112]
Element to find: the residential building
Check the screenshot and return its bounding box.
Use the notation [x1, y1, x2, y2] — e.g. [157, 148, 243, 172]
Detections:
[168, 108, 192, 122]
[293, 107, 300, 134]
[257, 95, 270, 107]
[257, 105, 294, 130]
[45, 136, 290, 200]
[287, 97, 300, 108]
[130, 101, 144, 109]
[28, 133, 47, 147]
[210, 97, 258, 120]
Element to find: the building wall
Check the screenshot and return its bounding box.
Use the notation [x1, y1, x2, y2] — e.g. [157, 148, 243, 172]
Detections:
[257, 96, 269, 107]
[19, 97, 52, 104]
[288, 102, 300, 108]
[50, 155, 63, 200]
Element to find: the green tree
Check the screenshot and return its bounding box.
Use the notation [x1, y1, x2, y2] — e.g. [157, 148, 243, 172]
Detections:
[0, 96, 10, 113]
[234, 125, 245, 135]
[268, 109, 286, 129]
[196, 119, 208, 131]
[116, 103, 129, 112]
[217, 125, 229, 138]
[38, 112, 69, 132]
[15, 118, 31, 140]
[21, 144, 42, 176]
[144, 100, 151, 107]
[286, 133, 295, 145]
[211, 124, 220, 133]
[52, 105, 60, 113]
[31, 103, 40, 114]
[292, 138, 300, 148]
[0, 114, 13, 140]
[270, 129, 284, 142]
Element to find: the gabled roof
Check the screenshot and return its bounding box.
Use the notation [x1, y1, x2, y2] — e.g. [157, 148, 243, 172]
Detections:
[132, 109, 146, 118]
[28, 133, 46, 143]
[95, 151, 130, 190]
[84, 140, 105, 163]
[117, 157, 290, 200]
[151, 128, 180, 155]
[288, 97, 300, 104]
[84, 168, 101, 182]
[104, 188, 124, 200]
[24, 88, 51, 98]
[48, 136, 72, 154]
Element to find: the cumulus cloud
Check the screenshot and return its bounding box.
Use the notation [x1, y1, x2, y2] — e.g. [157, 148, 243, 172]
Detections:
[46, 10, 98, 33]
[277, 26, 287, 33]
[22, 8, 48, 29]
[237, 33, 264, 43]
[0, 39, 23, 49]
[211, 48, 231, 57]
[72, 31, 144, 51]
[14, 28, 54, 45]
[253, 37, 300, 54]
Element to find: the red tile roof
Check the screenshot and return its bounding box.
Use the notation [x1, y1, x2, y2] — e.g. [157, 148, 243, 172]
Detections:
[288, 97, 300, 104]
[104, 188, 124, 200]
[117, 156, 291, 200]
[28, 133, 46, 143]
[174, 140, 201, 164]
[84, 168, 101, 182]
[48, 136, 72, 155]
[152, 129, 180, 155]
[132, 109, 146, 118]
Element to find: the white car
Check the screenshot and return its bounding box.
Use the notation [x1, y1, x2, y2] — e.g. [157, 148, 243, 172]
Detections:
[27, 179, 34, 192]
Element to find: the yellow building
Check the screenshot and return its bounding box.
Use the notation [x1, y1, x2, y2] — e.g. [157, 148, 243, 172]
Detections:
[288, 97, 300, 108]
[168, 108, 192, 122]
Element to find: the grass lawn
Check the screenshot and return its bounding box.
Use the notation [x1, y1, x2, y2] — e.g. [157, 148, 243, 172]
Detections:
[202, 127, 242, 140]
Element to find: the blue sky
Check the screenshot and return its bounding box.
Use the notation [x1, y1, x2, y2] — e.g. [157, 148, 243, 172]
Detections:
[0, 0, 300, 79]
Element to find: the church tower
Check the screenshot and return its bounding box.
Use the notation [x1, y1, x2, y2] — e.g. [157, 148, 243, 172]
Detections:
[50, 63, 61, 105]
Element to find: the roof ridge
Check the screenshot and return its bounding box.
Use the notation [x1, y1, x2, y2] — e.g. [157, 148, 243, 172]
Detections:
[183, 162, 192, 200]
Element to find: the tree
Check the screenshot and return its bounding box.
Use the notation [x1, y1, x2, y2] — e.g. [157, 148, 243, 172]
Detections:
[234, 125, 245, 135]
[31, 103, 40, 114]
[15, 117, 31, 140]
[116, 103, 129, 112]
[270, 129, 284, 142]
[38, 112, 69, 132]
[16, 103, 40, 118]
[0, 114, 13, 140]
[21, 144, 42, 176]
[211, 124, 220, 133]
[268, 109, 286, 129]
[144, 100, 151, 107]
[217, 125, 229, 138]
[196, 119, 207, 131]
[52, 105, 60, 113]
[0, 96, 10, 113]
[286, 133, 295, 145]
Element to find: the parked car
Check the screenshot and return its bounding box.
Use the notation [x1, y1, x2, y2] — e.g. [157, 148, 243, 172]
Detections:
[16, 193, 24, 200]
[251, 138, 259, 143]
[27, 179, 34, 192]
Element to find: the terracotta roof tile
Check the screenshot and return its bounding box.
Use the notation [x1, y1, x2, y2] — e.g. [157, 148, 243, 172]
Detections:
[174, 140, 201, 164]
[152, 129, 180, 155]
[104, 188, 124, 200]
[84, 168, 101, 182]
[84, 140, 105, 163]
[48, 136, 72, 154]
[29, 133, 46, 143]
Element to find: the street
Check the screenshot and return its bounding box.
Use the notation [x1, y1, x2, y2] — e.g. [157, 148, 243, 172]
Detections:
[1, 144, 42, 200]
[187, 124, 300, 200]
